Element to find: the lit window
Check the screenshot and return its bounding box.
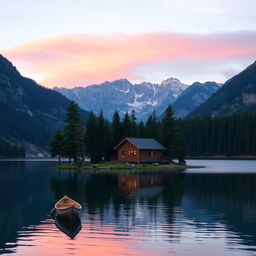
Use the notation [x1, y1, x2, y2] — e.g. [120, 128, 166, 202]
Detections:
[149, 150, 154, 157]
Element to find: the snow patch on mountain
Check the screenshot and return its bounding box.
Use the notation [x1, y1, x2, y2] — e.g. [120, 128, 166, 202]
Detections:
[54, 78, 189, 121]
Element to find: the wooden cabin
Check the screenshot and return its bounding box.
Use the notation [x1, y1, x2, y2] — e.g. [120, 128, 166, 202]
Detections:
[113, 137, 166, 163]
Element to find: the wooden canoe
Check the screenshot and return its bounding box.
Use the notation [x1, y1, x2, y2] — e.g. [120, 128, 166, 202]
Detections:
[55, 196, 82, 217]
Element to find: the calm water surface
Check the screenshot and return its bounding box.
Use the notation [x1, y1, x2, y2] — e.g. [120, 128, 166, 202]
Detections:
[1, 160, 256, 255]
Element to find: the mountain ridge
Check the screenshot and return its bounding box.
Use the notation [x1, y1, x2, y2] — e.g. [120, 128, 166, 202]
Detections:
[187, 60, 256, 119]
[54, 77, 220, 121]
[0, 54, 88, 156]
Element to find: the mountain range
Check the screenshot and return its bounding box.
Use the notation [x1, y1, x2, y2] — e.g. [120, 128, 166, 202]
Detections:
[54, 78, 220, 120]
[187, 61, 256, 118]
[1, 53, 255, 156]
[0, 54, 88, 156]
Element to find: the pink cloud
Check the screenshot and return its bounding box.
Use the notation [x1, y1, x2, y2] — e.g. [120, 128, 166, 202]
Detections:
[3, 31, 256, 88]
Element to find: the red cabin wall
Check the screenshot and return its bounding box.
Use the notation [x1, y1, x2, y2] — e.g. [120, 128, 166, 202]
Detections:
[116, 141, 140, 162]
[116, 140, 165, 163]
[139, 149, 164, 162]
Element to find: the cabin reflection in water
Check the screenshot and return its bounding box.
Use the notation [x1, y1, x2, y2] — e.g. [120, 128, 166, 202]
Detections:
[117, 173, 164, 198]
[55, 215, 82, 239]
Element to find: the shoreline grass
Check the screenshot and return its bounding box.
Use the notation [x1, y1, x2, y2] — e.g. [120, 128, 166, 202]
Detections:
[55, 161, 204, 171]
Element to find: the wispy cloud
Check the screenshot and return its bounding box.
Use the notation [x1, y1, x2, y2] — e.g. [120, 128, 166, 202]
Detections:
[3, 31, 256, 87]
[45, 3, 56, 9]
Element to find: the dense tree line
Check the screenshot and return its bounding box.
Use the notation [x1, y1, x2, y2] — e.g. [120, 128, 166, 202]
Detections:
[0, 139, 25, 157]
[50, 102, 185, 163]
[181, 112, 256, 156]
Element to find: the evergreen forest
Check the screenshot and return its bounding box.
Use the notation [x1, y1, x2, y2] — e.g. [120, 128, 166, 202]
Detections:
[181, 112, 256, 156]
[0, 139, 25, 157]
[50, 101, 185, 163]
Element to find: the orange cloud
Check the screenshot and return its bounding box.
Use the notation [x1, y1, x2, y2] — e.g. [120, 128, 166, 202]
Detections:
[3, 31, 256, 88]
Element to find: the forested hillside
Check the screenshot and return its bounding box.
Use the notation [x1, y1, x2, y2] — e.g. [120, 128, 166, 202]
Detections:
[181, 112, 256, 157]
[0, 54, 88, 156]
[0, 139, 25, 157]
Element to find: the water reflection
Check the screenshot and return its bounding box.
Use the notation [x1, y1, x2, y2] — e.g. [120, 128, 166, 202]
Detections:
[117, 173, 164, 198]
[54, 215, 82, 239]
[1, 161, 256, 255]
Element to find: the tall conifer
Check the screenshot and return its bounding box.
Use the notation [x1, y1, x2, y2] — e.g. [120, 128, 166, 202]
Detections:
[112, 111, 123, 146]
[50, 130, 64, 165]
[63, 101, 84, 163]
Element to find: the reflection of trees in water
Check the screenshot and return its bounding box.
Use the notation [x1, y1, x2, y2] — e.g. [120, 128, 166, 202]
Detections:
[2, 163, 256, 254]
[49, 170, 256, 250]
[50, 170, 185, 232]
[0, 162, 57, 254]
[183, 173, 256, 248]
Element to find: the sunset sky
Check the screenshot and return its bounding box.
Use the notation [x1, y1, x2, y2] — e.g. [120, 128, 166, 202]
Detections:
[1, 0, 256, 88]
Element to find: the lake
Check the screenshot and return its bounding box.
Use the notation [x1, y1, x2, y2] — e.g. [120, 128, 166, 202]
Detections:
[1, 159, 256, 255]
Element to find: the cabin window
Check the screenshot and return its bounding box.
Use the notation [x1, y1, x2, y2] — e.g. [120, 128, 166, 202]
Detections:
[128, 149, 137, 156]
[121, 150, 125, 157]
[149, 150, 154, 158]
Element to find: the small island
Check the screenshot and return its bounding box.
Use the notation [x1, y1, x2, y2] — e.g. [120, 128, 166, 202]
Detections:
[55, 136, 203, 171]
[51, 102, 201, 171]
[57, 161, 202, 172]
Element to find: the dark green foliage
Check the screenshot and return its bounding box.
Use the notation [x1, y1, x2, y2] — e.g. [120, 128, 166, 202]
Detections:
[160, 105, 185, 163]
[0, 139, 25, 157]
[63, 101, 84, 162]
[0, 54, 88, 155]
[102, 120, 112, 160]
[50, 130, 63, 164]
[181, 112, 256, 156]
[130, 110, 137, 136]
[85, 111, 99, 162]
[137, 122, 146, 138]
[145, 110, 158, 139]
[51, 104, 185, 163]
[122, 112, 132, 137]
[111, 111, 123, 146]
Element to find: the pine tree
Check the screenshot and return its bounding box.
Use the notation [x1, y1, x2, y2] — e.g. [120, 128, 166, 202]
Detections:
[138, 121, 146, 138]
[103, 120, 112, 160]
[122, 112, 132, 137]
[111, 111, 123, 146]
[161, 105, 185, 163]
[63, 101, 84, 163]
[97, 110, 109, 161]
[85, 111, 99, 162]
[50, 130, 64, 165]
[145, 110, 158, 139]
[130, 110, 137, 137]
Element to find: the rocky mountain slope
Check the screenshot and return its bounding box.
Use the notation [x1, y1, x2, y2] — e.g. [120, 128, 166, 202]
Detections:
[187, 61, 256, 119]
[54, 78, 190, 121]
[55, 78, 220, 121]
[172, 82, 221, 118]
[0, 55, 88, 156]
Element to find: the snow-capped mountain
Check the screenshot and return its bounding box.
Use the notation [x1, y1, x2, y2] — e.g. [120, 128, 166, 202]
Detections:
[54, 78, 188, 121]
[172, 81, 222, 118]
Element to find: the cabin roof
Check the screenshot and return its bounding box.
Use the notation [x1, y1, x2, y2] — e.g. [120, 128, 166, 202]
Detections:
[114, 137, 166, 150]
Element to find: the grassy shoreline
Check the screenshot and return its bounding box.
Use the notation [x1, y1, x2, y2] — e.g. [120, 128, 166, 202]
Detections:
[56, 161, 204, 171]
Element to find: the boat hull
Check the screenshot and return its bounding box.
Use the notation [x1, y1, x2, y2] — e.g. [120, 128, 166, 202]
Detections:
[56, 206, 81, 217]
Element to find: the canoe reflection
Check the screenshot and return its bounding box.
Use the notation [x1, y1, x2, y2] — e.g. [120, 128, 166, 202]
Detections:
[55, 214, 82, 239]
